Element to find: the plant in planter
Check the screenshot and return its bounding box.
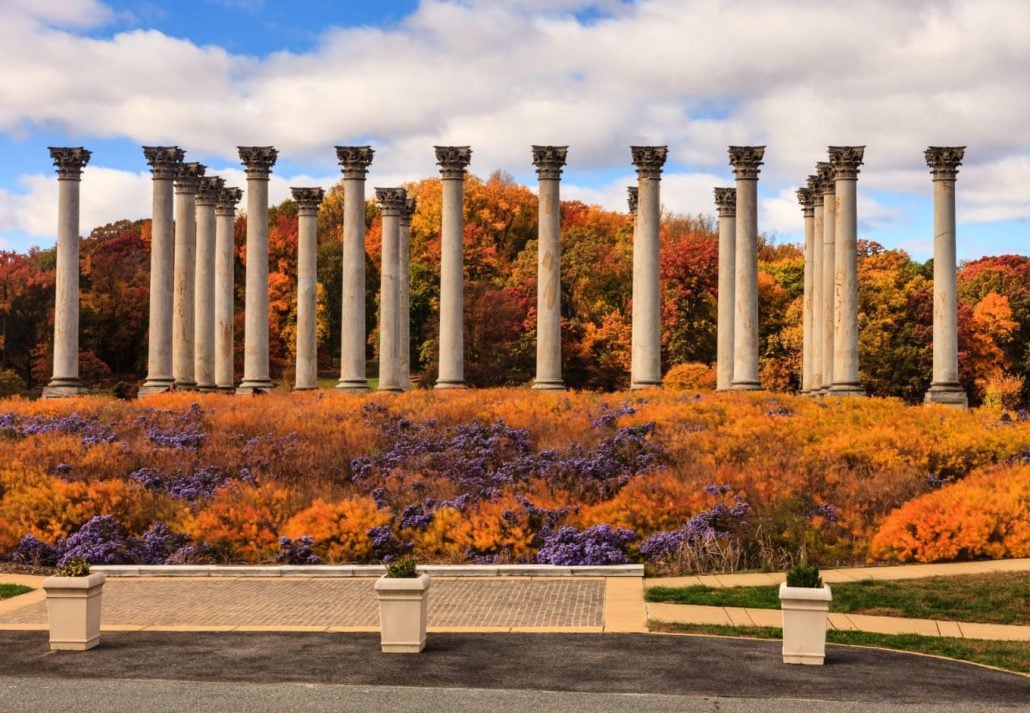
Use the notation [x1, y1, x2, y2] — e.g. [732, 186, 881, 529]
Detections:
[374, 556, 431, 653]
[42, 556, 107, 651]
[778, 564, 832, 665]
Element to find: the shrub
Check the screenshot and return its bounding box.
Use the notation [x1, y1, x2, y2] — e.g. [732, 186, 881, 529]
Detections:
[281, 497, 390, 563]
[188, 483, 297, 562]
[57, 556, 90, 577]
[0, 369, 26, 397]
[786, 564, 823, 588]
[663, 362, 717, 392]
[536, 524, 636, 565]
[385, 556, 418, 578]
[869, 464, 1030, 562]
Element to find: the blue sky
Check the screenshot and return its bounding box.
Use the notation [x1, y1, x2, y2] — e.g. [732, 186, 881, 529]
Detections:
[0, 0, 1027, 261]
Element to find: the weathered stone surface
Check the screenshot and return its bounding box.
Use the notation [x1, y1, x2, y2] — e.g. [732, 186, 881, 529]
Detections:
[291, 187, 324, 391]
[729, 146, 765, 390]
[435, 146, 472, 389]
[532, 146, 568, 391]
[630, 146, 667, 389]
[214, 187, 242, 392]
[715, 186, 736, 391]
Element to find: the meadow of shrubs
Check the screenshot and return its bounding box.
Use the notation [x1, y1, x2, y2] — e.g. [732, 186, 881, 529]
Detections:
[0, 389, 1027, 574]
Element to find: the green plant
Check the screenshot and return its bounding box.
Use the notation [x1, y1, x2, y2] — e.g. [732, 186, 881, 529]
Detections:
[786, 563, 823, 588]
[56, 556, 91, 577]
[385, 556, 418, 578]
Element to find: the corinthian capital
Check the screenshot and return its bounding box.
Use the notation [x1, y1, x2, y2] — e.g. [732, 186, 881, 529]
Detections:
[828, 146, 865, 180]
[631, 146, 668, 179]
[216, 187, 243, 215]
[816, 162, 835, 196]
[291, 187, 325, 213]
[335, 146, 374, 179]
[435, 146, 472, 179]
[375, 187, 408, 215]
[713, 187, 736, 216]
[532, 145, 568, 180]
[925, 146, 965, 180]
[238, 146, 278, 179]
[402, 197, 417, 223]
[48, 147, 91, 180]
[143, 146, 185, 180]
[728, 146, 765, 179]
[796, 187, 815, 216]
[197, 176, 225, 204]
[174, 162, 206, 193]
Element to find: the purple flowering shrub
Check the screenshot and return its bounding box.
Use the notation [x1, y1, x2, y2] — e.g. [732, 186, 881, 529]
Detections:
[138, 403, 207, 450]
[129, 465, 242, 501]
[0, 411, 117, 447]
[275, 536, 320, 565]
[639, 485, 750, 572]
[3, 535, 59, 567]
[536, 524, 636, 566]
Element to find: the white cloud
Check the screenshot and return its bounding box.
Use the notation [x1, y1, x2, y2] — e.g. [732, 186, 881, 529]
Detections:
[0, 0, 1028, 252]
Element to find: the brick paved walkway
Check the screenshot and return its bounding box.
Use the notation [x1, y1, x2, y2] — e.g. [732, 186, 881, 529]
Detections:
[0, 577, 606, 632]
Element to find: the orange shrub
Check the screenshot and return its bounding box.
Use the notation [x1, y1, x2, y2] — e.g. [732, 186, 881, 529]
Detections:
[663, 363, 717, 392]
[869, 464, 1030, 562]
[188, 483, 297, 562]
[408, 506, 475, 562]
[465, 496, 537, 561]
[282, 496, 390, 563]
[576, 472, 711, 534]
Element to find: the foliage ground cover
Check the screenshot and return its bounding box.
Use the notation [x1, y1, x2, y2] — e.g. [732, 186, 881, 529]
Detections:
[0, 584, 31, 599]
[0, 389, 1027, 573]
[649, 622, 1030, 674]
[646, 572, 1030, 625]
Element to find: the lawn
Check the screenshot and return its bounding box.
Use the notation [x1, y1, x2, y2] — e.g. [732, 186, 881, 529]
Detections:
[649, 621, 1030, 674]
[645, 572, 1030, 625]
[0, 584, 31, 600]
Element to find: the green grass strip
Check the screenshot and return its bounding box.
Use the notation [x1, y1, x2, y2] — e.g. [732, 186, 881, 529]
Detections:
[0, 584, 32, 600]
[649, 621, 1030, 674]
[646, 572, 1030, 626]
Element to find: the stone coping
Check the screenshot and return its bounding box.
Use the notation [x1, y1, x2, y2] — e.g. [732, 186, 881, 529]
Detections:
[93, 564, 644, 578]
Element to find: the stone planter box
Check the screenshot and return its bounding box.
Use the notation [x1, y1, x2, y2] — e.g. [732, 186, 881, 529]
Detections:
[779, 581, 832, 665]
[374, 573, 431, 653]
[42, 572, 106, 651]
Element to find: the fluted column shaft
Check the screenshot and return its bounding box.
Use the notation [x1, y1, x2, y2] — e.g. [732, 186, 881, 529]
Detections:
[237, 146, 278, 394]
[809, 179, 824, 392]
[376, 188, 406, 392]
[818, 162, 836, 394]
[828, 147, 864, 396]
[140, 146, 184, 396]
[43, 147, 91, 398]
[629, 146, 667, 389]
[399, 198, 415, 389]
[172, 162, 204, 389]
[194, 176, 222, 392]
[798, 188, 816, 394]
[214, 188, 241, 392]
[435, 146, 472, 389]
[729, 146, 765, 390]
[532, 146, 568, 391]
[714, 187, 736, 391]
[335, 146, 374, 392]
[924, 147, 968, 407]
[292, 187, 324, 391]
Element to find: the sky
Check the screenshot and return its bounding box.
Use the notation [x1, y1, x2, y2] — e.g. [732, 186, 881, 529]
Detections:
[0, 0, 1027, 261]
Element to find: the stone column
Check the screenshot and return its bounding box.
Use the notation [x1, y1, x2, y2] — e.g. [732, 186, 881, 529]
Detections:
[334, 146, 374, 392]
[532, 145, 568, 391]
[435, 146, 472, 389]
[214, 187, 242, 393]
[376, 187, 407, 392]
[924, 147, 969, 407]
[399, 197, 416, 389]
[140, 146, 185, 396]
[807, 174, 824, 393]
[194, 175, 223, 392]
[627, 186, 638, 216]
[714, 187, 736, 391]
[172, 161, 205, 390]
[797, 187, 815, 394]
[292, 187, 325, 391]
[236, 146, 278, 395]
[728, 146, 765, 390]
[42, 147, 91, 398]
[828, 147, 865, 396]
[817, 161, 836, 394]
[629, 146, 668, 390]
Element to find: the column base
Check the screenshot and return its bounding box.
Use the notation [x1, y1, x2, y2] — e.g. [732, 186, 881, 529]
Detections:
[730, 381, 762, 391]
[434, 380, 466, 390]
[42, 378, 86, 399]
[828, 383, 865, 397]
[630, 379, 662, 391]
[196, 383, 218, 393]
[138, 377, 175, 397]
[924, 382, 968, 408]
[174, 379, 198, 391]
[531, 379, 565, 391]
[335, 379, 371, 392]
[215, 385, 236, 394]
[377, 385, 404, 393]
[293, 385, 317, 392]
[236, 379, 274, 395]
